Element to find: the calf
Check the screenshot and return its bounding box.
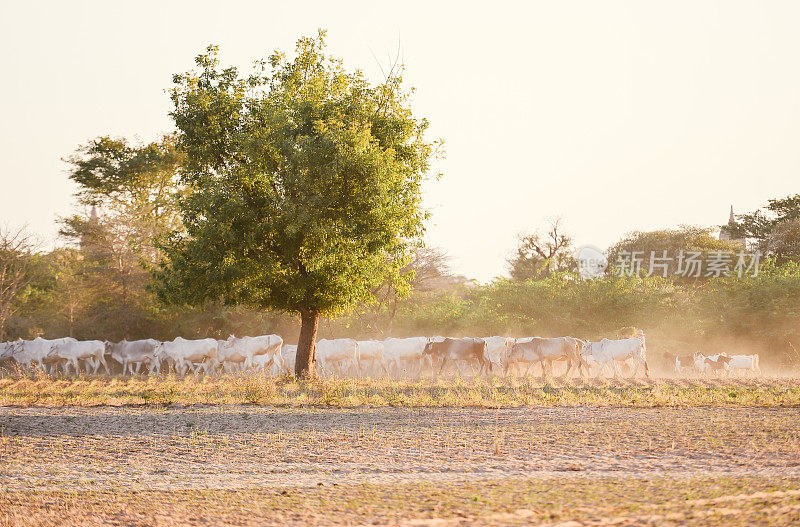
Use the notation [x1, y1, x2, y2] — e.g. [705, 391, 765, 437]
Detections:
[662, 352, 695, 375]
[278, 344, 297, 375]
[705, 355, 731, 376]
[693, 352, 727, 375]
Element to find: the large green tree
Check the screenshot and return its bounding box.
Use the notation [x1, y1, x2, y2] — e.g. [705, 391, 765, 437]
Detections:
[155, 32, 436, 376]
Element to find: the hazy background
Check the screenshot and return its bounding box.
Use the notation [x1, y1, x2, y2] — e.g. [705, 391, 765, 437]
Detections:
[1, 0, 799, 282]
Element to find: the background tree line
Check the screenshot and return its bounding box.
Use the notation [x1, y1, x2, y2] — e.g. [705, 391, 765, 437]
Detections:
[4, 181, 800, 368]
[2, 34, 800, 371]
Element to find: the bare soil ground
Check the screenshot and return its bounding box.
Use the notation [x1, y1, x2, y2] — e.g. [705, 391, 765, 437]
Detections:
[2, 405, 800, 525]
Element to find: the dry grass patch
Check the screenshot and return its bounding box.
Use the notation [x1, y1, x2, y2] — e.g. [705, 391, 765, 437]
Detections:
[1, 375, 800, 407]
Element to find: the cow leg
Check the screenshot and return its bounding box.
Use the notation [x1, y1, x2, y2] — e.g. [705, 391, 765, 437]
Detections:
[380, 358, 390, 376]
[630, 358, 640, 379]
[546, 359, 556, 377]
[524, 362, 533, 377]
[611, 360, 620, 378]
[562, 358, 573, 379]
[595, 361, 607, 379]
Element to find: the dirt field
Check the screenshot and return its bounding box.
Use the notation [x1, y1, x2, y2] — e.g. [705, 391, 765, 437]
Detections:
[2, 403, 800, 526]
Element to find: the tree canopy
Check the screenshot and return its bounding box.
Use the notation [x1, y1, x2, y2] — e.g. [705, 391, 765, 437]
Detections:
[155, 32, 437, 375]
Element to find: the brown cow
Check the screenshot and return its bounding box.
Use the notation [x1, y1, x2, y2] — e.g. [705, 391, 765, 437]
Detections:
[423, 338, 490, 375]
[663, 352, 696, 375]
[705, 355, 731, 376]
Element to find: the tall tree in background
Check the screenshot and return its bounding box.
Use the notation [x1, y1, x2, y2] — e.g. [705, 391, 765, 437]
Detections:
[64, 134, 184, 262]
[508, 219, 574, 280]
[60, 135, 183, 339]
[731, 194, 800, 240]
[0, 227, 38, 340]
[731, 194, 800, 264]
[365, 246, 469, 335]
[156, 32, 436, 376]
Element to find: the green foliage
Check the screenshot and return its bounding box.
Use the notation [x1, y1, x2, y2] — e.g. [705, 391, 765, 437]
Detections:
[473, 274, 675, 338]
[700, 259, 800, 347]
[732, 194, 800, 240]
[156, 32, 436, 319]
[608, 226, 742, 278]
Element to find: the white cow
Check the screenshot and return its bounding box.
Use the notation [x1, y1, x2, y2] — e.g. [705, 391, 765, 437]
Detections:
[108, 339, 161, 375]
[51, 339, 108, 375]
[155, 337, 219, 376]
[217, 334, 283, 372]
[726, 354, 761, 376]
[382, 337, 429, 376]
[483, 336, 515, 372]
[276, 344, 296, 375]
[316, 338, 359, 376]
[0, 342, 16, 373]
[356, 340, 389, 376]
[582, 333, 649, 378]
[12, 337, 71, 373]
[506, 337, 588, 377]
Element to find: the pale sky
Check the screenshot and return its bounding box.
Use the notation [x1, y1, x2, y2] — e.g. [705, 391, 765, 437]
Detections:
[1, 1, 799, 282]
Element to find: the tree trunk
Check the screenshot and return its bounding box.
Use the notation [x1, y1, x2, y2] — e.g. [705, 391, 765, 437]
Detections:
[295, 309, 319, 378]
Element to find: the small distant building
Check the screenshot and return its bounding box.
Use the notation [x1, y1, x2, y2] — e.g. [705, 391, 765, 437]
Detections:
[718, 205, 746, 247]
[79, 205, 100, 250]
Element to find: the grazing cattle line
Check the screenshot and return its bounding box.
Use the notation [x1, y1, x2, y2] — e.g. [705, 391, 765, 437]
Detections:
[0, 331, 764, 379]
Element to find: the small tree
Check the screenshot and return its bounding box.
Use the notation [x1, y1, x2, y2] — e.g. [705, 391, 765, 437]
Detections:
[0, 226, 37, 340]
[155, 32, 436, 376]
[507, 219, 574, 280]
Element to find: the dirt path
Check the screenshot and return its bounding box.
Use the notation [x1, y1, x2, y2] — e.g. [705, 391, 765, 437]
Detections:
[1, 406, 800, 525]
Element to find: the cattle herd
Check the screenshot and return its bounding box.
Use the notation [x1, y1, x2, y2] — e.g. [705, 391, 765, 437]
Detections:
[0, 330, 762, 378]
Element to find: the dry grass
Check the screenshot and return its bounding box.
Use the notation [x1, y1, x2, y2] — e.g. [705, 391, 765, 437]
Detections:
[0, 374, 799, 407]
